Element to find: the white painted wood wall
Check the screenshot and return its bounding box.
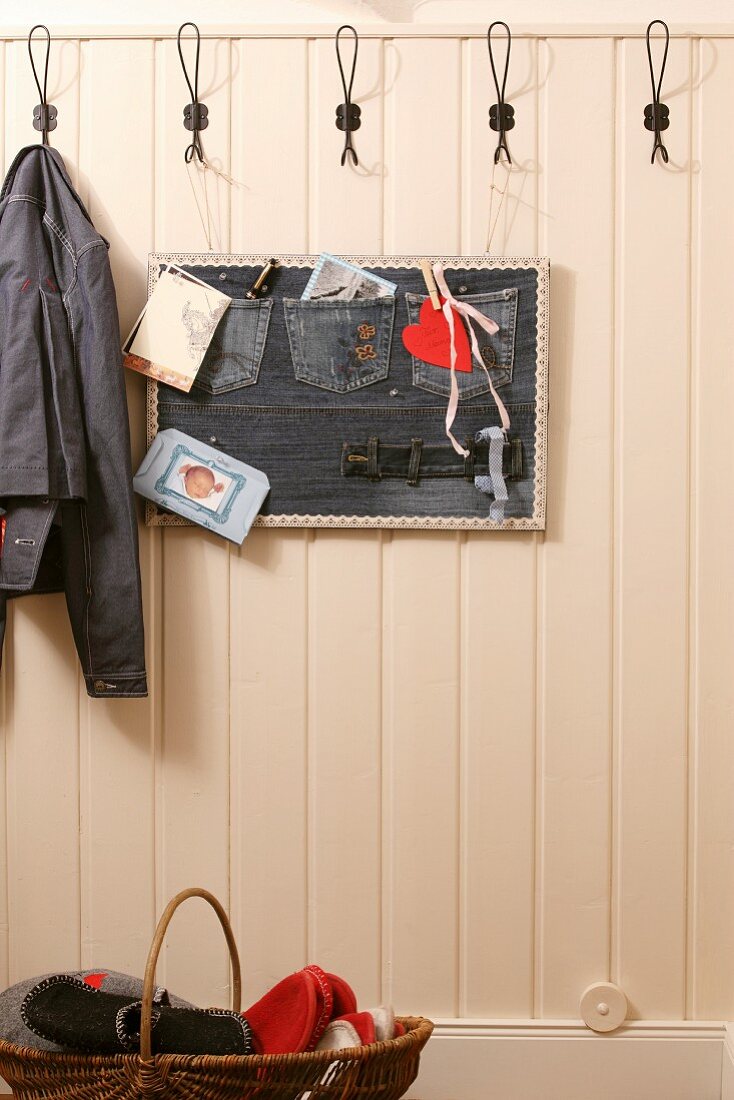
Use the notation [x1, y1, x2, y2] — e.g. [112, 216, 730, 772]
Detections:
[0, 21, 733, 1044]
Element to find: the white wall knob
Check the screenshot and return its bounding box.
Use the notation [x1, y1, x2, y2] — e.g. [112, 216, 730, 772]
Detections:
[579, 982, 628, 1032]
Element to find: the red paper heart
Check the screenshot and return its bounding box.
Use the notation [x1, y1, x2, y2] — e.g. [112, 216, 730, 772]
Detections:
[402, 296, 472, 373]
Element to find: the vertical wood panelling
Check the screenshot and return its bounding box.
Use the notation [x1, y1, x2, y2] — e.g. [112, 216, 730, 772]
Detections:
[0, 26, 732, 1032]
[384, 37, 462, 255]
[77, 39, 157, 976]
[463, 36, 539, 256]
[612, 36, 691, 1020]
[535, 37, 615, 1017]
[382, 37, 463, 1018]
[229, 532, 309, 1000]
[230, 38, 309, 254]
[3, 38, 83, 981]
[459, 35, 540, 1019]
[687, 38, 734, 1020]
[305, 37, 385, 1008]
[309, 36, 384, 254]
[154, 42, 233, 1008]
[306, 534, 383, 1005]
[229, 38, 311, 1003]
[155, 37, 232, 254]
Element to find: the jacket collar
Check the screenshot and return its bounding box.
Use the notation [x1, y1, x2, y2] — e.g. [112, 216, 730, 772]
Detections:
[0, 143, 94, 228]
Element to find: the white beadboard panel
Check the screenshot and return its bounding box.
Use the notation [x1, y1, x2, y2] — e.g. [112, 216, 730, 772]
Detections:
[230, 37, 309, 254]
[0, 22, 733, 1036]
[5, 599, 81, 980]
[152, 35, 233, 1009]
[75, 37, 158, 978]
[612, 35, 692, 1020]
[383, 36, 462, 254]
[229, 531, 309, 1001]
[687, 38, 734, 1020]
[462, 34, 539, 256]
[459, 31, 539, 1020]
[3, 36, 83, 983]
[154, 37, 232, 254]
[380, 34, 462, 1019]
[382, 533, 462, 1017]
[309, 35, 384, 254]
[157, 531, 231, 1007]
[307, 532, 383, 1005]
[535, 36, 616, 1018]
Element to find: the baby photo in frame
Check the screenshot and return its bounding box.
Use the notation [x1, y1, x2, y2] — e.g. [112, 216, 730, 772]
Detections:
[155, 444, 243, 524]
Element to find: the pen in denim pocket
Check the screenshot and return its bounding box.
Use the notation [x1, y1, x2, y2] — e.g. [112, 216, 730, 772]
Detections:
[246, 259, 277, 299]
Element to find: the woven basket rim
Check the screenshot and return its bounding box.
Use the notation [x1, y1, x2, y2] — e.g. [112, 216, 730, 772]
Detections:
[0, 1014, 433, 1070]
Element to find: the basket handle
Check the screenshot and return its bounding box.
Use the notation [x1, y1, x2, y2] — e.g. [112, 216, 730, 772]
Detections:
[140, 887, 242, 1061]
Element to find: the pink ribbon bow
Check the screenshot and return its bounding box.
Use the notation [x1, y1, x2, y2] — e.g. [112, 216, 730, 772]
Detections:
[433, 263, 511, 456]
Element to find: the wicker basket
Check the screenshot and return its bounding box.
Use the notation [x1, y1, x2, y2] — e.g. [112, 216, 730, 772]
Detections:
[0, 888, 433, 1099]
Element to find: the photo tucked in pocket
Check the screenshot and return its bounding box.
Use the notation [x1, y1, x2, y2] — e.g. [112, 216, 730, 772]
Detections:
[193, 298, 273, 395]
[405, 287, 518, 400]
[283, 296, 396, 394]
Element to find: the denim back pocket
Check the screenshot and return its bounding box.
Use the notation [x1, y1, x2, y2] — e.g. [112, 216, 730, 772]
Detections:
[193, 298, 273, 395]
[406, 287, 518, 400]
[283, 296, 395, 393]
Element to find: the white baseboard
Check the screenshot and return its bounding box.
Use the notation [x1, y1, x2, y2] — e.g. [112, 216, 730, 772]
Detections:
[0, 1019, 729, 1099]
[405, 1018, 727, 1100]
[721, 1024, 734, 1100]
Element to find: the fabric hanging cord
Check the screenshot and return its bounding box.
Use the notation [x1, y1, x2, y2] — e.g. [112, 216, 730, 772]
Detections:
[432, 263, 511, 457]
[185, 158, 214, 251]
[485, 158, 511, 254]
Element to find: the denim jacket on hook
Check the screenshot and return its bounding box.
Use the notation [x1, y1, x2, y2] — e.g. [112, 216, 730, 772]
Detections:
[0, 145, 147, 698]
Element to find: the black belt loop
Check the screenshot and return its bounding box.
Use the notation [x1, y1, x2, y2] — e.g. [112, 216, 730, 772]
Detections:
[367, 437, 380, 481]
[406, 438, 423, 486]
[463, 438, 476, 481]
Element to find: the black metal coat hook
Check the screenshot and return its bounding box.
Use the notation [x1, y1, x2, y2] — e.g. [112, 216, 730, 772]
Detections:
[28, 25, 57, 145]
[487, 21, 514, 166]
[335, 25, 361, 167]
[177, 22, 209, 164]
[644, 20, 670, 165]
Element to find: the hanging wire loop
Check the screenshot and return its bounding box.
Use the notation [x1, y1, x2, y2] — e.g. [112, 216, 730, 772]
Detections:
[28, 24, 57, 145]
[178, 22, 209, 164]
[644, 19, 670, 165]
[335, 24, 361, 167]
[487, 21, 514, 166]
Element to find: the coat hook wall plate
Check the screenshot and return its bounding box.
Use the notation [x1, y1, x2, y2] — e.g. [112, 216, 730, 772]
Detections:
[644, 19, 670, 165]
[28, 25, 57, 145]
[335, 24, 361, 167]
[487, 21, 514, 166]
[177, 22, 209, 164]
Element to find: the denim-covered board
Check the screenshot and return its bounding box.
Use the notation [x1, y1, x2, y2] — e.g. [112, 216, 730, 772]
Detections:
[145, 254, 549, 530]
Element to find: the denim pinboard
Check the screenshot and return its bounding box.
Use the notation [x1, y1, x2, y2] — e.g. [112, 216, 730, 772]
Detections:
[0, 146, 147, 697]
[149, 255, 549, 530]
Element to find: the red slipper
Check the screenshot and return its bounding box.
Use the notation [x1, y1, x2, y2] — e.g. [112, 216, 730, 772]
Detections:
[337, 1011, 376, 1044]
[317, 1011, 375, 1051]
[244, 970, 317, 1054]
[303, 965, 333, 1050]
[325, 972, 357, 1018]
[244, 965, 336, 1054]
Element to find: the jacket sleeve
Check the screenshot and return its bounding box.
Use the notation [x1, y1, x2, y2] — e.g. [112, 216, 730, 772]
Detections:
[62, 242, 148, 698]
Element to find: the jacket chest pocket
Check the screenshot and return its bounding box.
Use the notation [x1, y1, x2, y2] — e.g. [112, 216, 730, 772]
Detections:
[193, 298, 273, 394]
[405, 287, 518, 401]
[283, 296, 395, 394]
